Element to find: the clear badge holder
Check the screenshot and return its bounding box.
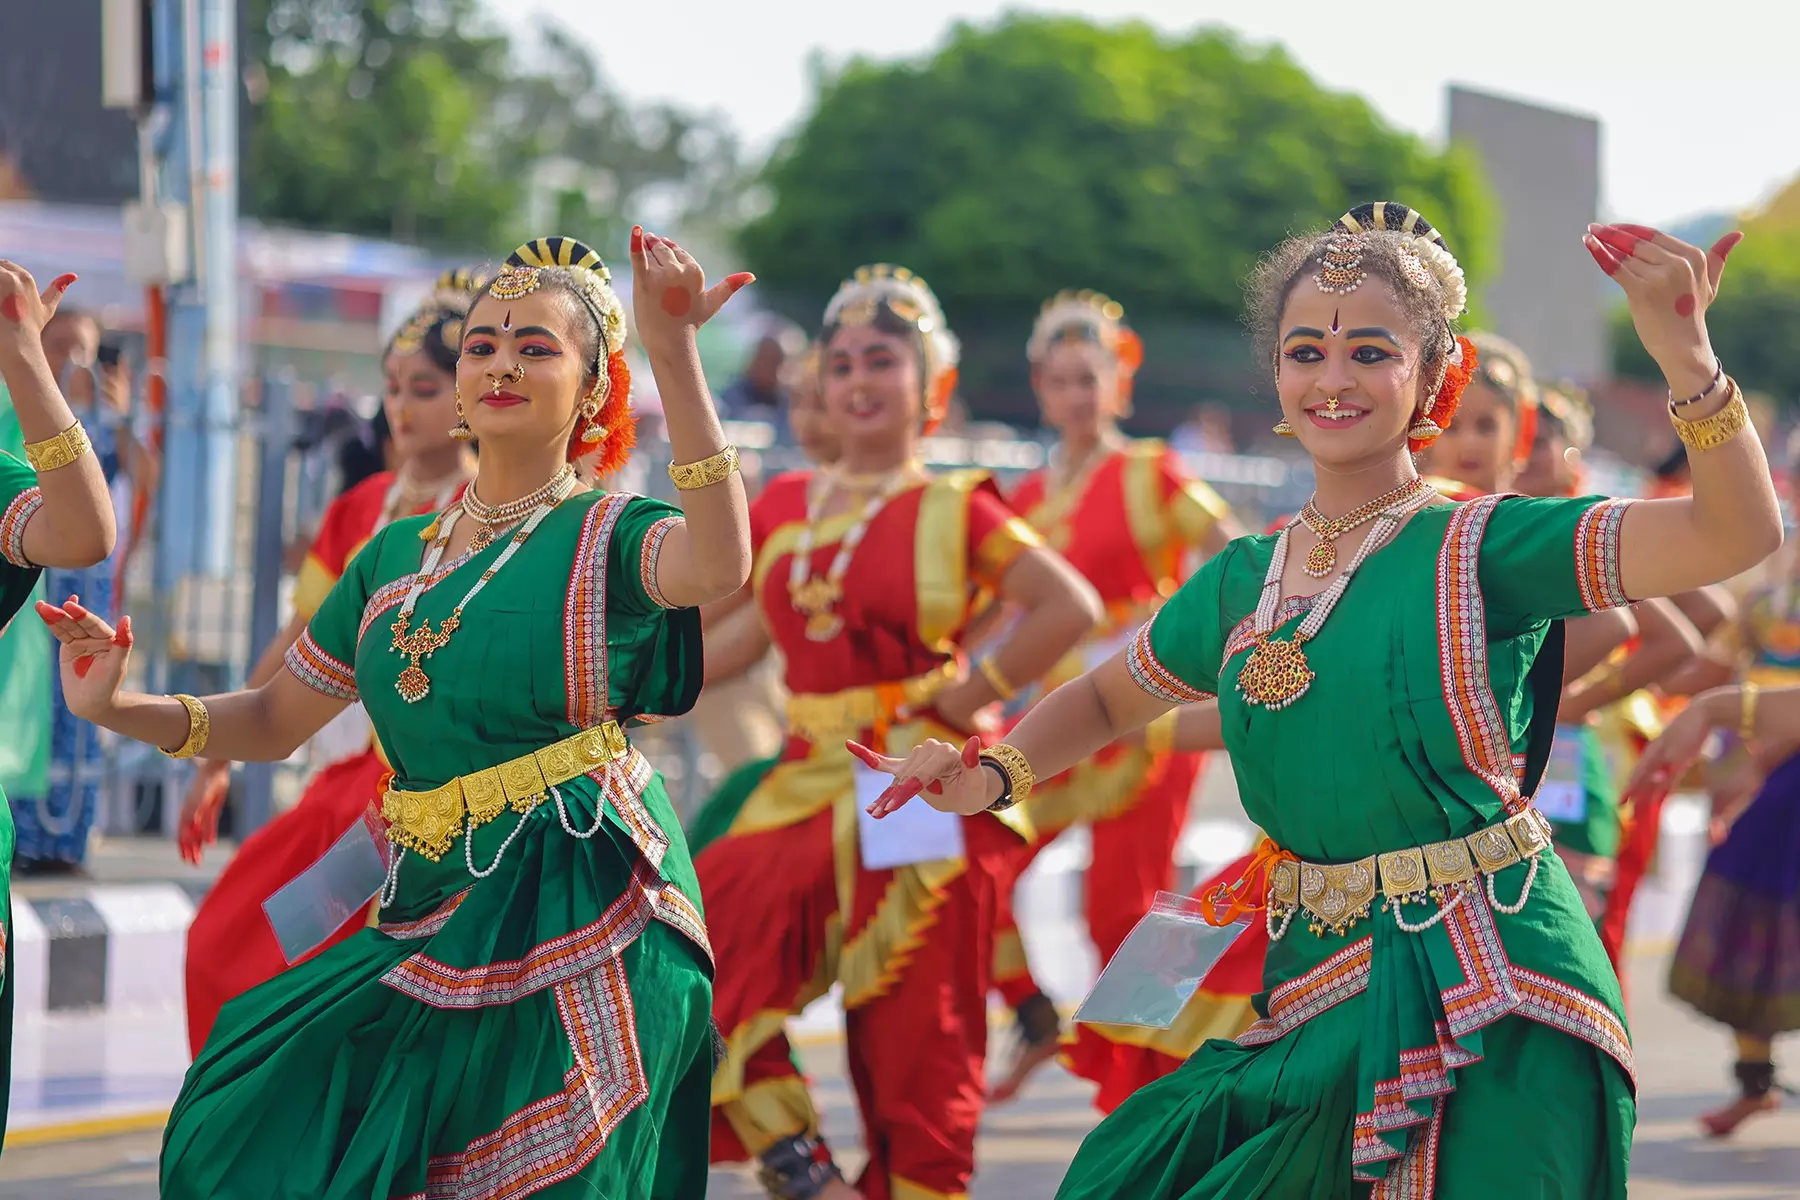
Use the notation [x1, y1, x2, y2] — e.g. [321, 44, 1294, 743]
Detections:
[1073, 890, 1254, 1029]
[262, 815, 389, 964]
[1534, 725, 1588, 824]
[853, 764, 965, 869]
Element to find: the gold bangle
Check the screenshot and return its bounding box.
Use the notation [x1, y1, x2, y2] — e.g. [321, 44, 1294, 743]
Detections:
[162, 693, 212, 760]
[668, 445, 740, 491]
[978, 743, 1035, 812]
[1669, 379, 1748, 453]
[24, 420, 92, 473]
[977, 656, 1017, 702]
[1739, 681, 1760, 744]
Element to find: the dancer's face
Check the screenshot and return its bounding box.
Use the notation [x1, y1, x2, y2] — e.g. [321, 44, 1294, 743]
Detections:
[787, 366, 840, 466]
[382, 347, 459, 464]
[1275, 279, 1430, 473]
[459, 290, 592, 457]
[823, 324, 924, 448]
[1420, 379, 1515, 495]
[1517, 429, 1580, 498]
[1033, 340, 1119, 441]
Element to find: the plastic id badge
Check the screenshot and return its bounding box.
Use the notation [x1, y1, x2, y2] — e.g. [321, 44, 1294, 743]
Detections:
[854, 764, 965, 870]
[1534, 726, 1588, 824]
[1073, 891, 1253, 1029]
[262, 816, 388, 964]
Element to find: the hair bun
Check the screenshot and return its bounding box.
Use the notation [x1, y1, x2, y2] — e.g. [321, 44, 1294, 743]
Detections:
[506, 236, 610, 280]
[1334, 201, 1449, 255]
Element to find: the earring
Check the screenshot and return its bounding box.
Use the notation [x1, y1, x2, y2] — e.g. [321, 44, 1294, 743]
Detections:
[579, 376, 609, 444]
[1272, 418, 1297, 437]
[450, 385, 475, 441]
[1408, 413, 1443, 441]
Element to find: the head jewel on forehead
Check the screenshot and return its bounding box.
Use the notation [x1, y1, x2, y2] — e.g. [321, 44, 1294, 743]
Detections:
[1328, 201, 1468, 322]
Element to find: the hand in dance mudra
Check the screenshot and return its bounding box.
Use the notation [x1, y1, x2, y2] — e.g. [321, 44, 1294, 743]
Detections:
[36, 595, 133, 721]
[1585, 222, 1740, 393]
[849, 735, 999, 818]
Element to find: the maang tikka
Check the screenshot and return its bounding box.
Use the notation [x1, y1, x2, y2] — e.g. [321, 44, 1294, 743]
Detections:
[1313, 234, 1368, 295]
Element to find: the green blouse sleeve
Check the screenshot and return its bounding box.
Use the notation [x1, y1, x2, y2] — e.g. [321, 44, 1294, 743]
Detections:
[607, 496, 702, 722]
[0, 449, 43, 627]
[1128, 541, 1237, 703]
[1478, 495, 1635, 636]
[284, 524, 391, 701]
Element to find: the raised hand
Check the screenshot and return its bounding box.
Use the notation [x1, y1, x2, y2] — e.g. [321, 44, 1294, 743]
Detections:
[628, 225, 753, 354]
[178, 760, 233, 865]
[848, 735, 997, 818]
[36, 595, 133, 722]
[1623, 693, 1719, 798]
[0, 262, 76, 358]
[1583, 223, 1740, 392]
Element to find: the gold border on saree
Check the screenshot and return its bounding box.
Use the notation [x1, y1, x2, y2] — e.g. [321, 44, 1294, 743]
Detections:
[382, 722, 631, 861]
[784, 661, 959, 746]
[1267, 808, 1553, 936]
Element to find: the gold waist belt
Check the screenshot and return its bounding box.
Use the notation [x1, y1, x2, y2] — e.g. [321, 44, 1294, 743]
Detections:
[784, 661, 959, 746]
[382, 722, 631, 862]
[1268, 808, 1554, 938]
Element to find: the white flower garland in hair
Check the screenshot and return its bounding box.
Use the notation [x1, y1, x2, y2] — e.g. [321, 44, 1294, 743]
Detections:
[1410, 236, 1468, 320]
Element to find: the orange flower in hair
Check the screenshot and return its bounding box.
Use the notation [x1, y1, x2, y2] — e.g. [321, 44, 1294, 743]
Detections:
[1408, 336, 1478, 454]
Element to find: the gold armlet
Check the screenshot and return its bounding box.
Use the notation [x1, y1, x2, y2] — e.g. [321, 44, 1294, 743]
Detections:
[977, 656, 1017, 702]
[978, 743, 1035, 812]
[1669, 379, 1747, 453]
[162, 694, 212, 760]
[1739, 681, 1760, 744]
[24, 420, 93, 473]
[668, 445, 741, 491]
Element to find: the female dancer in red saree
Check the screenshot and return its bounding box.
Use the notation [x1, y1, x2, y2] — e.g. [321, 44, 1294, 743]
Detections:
[176, 276, 478, 1053]
[989, 290, 1238, 1101]
[697, 265, 1100, 1200]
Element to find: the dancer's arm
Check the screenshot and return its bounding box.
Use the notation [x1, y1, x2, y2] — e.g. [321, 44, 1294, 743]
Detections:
[1628, 683, 1800, 795]
[1561, 599, 1703, 721]
[702, 595, 773, 688]
[0, 264, 117, 567]
[38, 600, 347, 761]
[1582, 227, 1782, 597]
[1561, 608, 1636, 688]
[628, 228, 754, 608]
[1169, 701, 1224, 753]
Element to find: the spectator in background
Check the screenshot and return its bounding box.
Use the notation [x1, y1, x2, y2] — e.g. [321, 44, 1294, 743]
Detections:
[717, 318, 805, 420]
[1170, 400, 1237, 455]
[10, 308, 151, 874]
[337, 404, 392, 494]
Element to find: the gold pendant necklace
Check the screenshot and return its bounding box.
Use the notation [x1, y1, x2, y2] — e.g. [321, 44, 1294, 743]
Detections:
[787, 468, 916, 642]
[1298, 478, 1431, 579]
[1237, 488, 1432, 710]
[460, 464, 577, 552]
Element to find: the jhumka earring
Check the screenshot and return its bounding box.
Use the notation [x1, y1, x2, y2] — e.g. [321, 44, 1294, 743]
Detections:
[579, 376, 609, 444]
[1408, 410, 1443, 441]
[450, 384, 475, 441]
[1272, 418, 1297, 437]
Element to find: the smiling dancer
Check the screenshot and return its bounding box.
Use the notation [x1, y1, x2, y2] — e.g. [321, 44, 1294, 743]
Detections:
[175, 271, 482, 1055]
[43, 229, 751, 1197]
[855, 206, 1774, 1198]
[0, 262, 118, 1141]
[990, 289, 1238, 1101]
[698, 264, 1099, 1200]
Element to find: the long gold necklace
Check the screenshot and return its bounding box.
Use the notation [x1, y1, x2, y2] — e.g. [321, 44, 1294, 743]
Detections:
[1236, 488, 1433, 710]
[389, 470, 578, 703]
[459, 464, 576, 552]
[787, 465, 917, 642]
[1297, 478, 1431, 579]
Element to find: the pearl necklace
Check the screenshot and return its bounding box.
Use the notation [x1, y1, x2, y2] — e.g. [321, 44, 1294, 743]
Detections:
[389, 470, 578, 703]
[460, 463, 577, 551]
[1236, 488, 1434, 711]
[787, 467, 918, 642]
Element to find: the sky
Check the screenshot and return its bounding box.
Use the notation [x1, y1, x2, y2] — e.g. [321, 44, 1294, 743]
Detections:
[518, 0, 1799, 228]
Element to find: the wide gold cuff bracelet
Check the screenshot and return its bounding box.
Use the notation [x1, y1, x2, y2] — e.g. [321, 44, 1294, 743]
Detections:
[668, 445, 740, 491]
[25, 420, 93, 473]
[1669, 378, 1747, 453]
[162, 694, 212, 760]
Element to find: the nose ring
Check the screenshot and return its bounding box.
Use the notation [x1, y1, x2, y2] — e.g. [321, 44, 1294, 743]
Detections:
[1325, 395, 1340, 412]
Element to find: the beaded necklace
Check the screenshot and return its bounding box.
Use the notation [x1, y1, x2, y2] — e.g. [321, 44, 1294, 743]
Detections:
[1296, 477, 1430, 579]
[1236, 488, 1434, 711]
[389, 470, 579, 703]
[459, 463, 577, 551]
[787, 466, 919, 642]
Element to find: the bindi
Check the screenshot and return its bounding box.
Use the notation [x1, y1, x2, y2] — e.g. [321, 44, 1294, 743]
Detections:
[0, 295, 21, 322]
[660, 286, 693, 318]
[1674, 294, 1696, 318]
[501, 310, 512, 331]
[1329, 310, 1341, 335]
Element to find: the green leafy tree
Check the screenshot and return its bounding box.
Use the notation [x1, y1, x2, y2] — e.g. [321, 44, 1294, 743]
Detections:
[1612, 217, 1800, 406]
[739, 15, 1493, 325]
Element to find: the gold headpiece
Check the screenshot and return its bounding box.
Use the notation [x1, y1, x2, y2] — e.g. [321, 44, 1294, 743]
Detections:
[391, 266, 487, 358]
[1028, 290, 1129, 363]
[1332, 201, 1467, 320]
[497, 236, 628, 366]
[823, 264, 959, 375]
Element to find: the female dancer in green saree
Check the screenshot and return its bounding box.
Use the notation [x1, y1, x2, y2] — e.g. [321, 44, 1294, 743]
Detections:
[41, 230, 752, 1198]
[855, 206, 1778, 1198]
[0, 260, 118, 1143]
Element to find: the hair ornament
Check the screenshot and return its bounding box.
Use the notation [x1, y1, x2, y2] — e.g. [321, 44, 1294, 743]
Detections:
[824, 264, 961, 431]
[1332, 202, 1467, 320]
[1538, 381, 1594, 452]
[1313, 234, 1368, 295]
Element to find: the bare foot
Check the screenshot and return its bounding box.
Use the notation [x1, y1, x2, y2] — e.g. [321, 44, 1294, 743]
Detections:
[989, 1035, 1061, 1104]
[1699, 1091, 1781, 1138]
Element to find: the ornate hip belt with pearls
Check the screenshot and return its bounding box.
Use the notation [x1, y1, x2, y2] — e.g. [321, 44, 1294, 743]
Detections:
[1267, 808, 1554, 940]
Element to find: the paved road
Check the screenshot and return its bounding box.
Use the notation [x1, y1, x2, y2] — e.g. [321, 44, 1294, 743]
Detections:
[4, 952, 1794, 1199]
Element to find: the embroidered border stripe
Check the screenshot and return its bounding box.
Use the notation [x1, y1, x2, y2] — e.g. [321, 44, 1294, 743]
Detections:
[1236, 937, 1373, 1047]
[1126, 620, 1215, 705]
[1574, 498, 1632, 612]
[285, 630, 358, 700]
[1224, 595, 1314, 660]
[1435, 495, 1522, 807]
[0, 486, 43, 567]
[565, 494, 628, 729]
[638, 515, 682, 609]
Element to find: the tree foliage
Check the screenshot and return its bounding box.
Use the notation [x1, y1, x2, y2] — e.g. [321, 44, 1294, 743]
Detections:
[243, 0, 746, 252]
[738, 15, 1494, 326]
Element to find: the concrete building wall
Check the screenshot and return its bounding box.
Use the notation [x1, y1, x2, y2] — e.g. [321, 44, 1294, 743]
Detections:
[1448, 86, 1606, 383]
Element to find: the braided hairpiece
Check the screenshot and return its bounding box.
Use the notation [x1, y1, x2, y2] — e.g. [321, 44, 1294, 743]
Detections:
[490, 235, 635, 472]
[822, 264, 961, 433]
